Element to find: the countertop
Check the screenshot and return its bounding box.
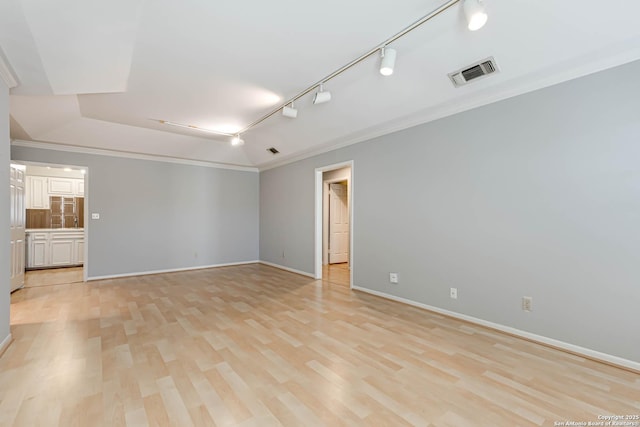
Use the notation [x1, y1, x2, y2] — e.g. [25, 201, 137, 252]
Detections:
[26, 228, 84, 232]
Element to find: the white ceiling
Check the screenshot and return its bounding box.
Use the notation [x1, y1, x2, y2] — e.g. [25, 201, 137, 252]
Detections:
[2, 0, 640, 169]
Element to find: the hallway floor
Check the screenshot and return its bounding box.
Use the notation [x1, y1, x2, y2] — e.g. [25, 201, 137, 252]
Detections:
[24, 267, 84, 288]
[322, 263, 350, 287]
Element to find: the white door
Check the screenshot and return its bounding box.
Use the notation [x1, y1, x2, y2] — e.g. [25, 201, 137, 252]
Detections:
[10, 165, 26, 292]
[328, 183, 349, 264]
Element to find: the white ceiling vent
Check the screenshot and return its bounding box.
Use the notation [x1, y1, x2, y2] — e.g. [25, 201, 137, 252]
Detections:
[448, 57, 499, 87]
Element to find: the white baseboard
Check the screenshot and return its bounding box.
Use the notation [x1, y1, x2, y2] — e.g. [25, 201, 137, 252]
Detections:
[87, 260, 260, 281]
[352, 286, 640, 373]
[259, 261, 316, 278]
[0, 334, 12, 356]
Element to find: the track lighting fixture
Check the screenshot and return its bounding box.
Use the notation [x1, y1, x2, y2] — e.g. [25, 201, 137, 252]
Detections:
[155, 119, 234, 137]
[282, 103, 298, 118]
[313, 84, 332, 104]
[379, 47, 397, 76]
[157, 1, 488, 142]
[231, 135, 244, 146]
[463, 0, 488, 31]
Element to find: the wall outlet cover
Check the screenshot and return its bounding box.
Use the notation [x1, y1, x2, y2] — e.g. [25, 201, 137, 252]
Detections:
[450, 287, 458, 299]
[389, 273, 399, 284]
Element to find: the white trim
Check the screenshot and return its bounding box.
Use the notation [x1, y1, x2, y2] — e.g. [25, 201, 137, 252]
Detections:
[314, 161, 354, 286]
[0, 334, 12, 356]
[259, 261, 316, 278]
[87, 260, 259, 281]
[0, 53, 18, 88]
[352, 286, 640, 372]
[11, 140, 258, 173]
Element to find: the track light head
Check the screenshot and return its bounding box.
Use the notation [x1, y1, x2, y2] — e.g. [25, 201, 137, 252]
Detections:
[379, 47, 397, 76]
[231, 135, 244, 146]
[463, 0, 488, 31]
[282, 103, 298, 118]
[313, 84, 332, 104]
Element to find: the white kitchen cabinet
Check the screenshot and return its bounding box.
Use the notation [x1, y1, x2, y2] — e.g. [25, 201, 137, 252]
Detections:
[25, 176, 50, 209]
[27, 232, 49, 268]
[50, 231, 83, 267]
[75, 180, 85, 196]
[74, 240, 84, 264]
[26, 230, 84, 269]
[48, 177, 75, 195]
[50, 239, 74, 266]
[27, 176, 84, 203]
[48, 177, 85, 197]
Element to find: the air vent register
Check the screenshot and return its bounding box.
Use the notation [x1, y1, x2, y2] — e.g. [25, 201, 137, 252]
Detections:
[448, 57, 499, 87]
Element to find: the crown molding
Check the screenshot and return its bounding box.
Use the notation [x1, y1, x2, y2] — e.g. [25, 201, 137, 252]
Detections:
[10, 140, 259, 172]
[0, 53, 18, 89]
[258, 48, 640, 172]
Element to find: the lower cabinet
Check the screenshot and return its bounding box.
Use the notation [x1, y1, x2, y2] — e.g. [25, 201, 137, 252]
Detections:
[29, 233, 49, 268]
[26, 230, 84, 269]
[75, 240, 84, 264]
[50, 239, 74, 266]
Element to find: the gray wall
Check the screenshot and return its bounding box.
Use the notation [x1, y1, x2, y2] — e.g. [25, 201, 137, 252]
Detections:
[260, 59, 640, 363]
[12, 147, 259, 278]
[0, 80, 10, 345]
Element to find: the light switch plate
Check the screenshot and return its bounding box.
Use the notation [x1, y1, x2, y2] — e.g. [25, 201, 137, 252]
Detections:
[91, 213, 100, 220]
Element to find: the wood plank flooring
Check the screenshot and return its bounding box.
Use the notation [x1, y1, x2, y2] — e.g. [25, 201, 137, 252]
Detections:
[24, 266, 84, 288]
[1, 264, 638, 426]
[322, 263, 350, 287]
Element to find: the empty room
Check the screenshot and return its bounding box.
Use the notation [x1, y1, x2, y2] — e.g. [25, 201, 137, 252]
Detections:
[1, 0, 639, 426]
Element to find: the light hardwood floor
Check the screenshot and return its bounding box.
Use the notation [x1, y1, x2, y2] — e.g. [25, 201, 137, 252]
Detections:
[24, 266, 84, 288]
[1, 264, 638, 426]
[322, 263, 350, 287]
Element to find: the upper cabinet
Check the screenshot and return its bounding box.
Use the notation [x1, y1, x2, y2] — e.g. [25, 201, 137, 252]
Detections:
[48, 177, 74, 195]
[25, 176, 49, 209]
[76, 180, 85, 196]
[26, 176, 85, 209]
[49, 177, 84, 197]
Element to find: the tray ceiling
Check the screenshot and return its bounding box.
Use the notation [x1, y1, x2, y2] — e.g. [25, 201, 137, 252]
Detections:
[2, 0, 640, 168]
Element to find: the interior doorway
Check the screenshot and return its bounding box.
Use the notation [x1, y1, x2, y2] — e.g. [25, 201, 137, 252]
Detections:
[314, 161, 353, 287]
[10, 160, 89, 288]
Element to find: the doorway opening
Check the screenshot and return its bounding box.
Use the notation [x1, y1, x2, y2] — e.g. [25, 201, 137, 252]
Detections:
[10, 160, 89, 289]
[314, 161, 353, 288]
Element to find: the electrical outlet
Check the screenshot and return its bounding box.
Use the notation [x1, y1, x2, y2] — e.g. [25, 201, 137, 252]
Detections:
[389, 273, 398, 284]
[522, 296, 533, 312]
[91, 213, 100, 220]
[450, 287, 458, 299]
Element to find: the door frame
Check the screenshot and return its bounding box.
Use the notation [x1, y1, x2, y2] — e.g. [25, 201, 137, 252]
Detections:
[13, 160, 90, 283]
[314, 160, 354, 287]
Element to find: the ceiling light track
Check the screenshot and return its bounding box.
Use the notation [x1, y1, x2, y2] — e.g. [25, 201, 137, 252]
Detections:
[238, 0, 462, 134]
[154, 0, 485, 147]
[153, 119, 235, 137]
